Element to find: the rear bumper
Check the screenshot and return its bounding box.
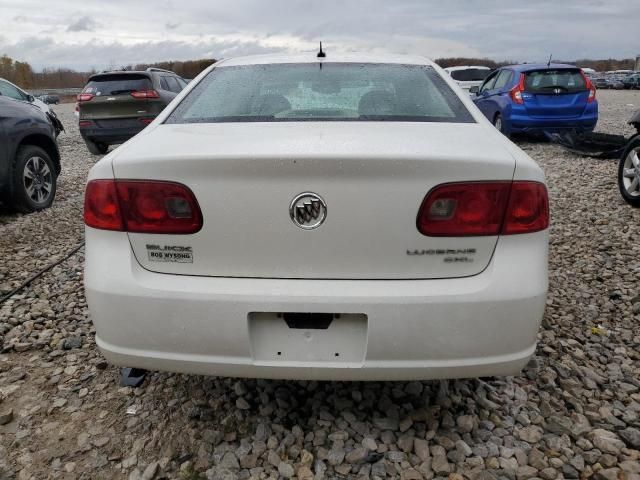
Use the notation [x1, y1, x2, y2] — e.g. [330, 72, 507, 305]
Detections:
[508, 103, 598, 133]
[85, 229, 548, 381]
[80, 125, 146, 145]
[509, 115, 598, 133]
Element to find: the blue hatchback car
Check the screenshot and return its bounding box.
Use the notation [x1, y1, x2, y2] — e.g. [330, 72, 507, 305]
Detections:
[471, 63, 598, 135]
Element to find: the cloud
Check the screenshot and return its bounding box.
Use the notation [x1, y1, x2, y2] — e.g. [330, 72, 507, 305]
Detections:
[0, 0, 638, 70]
[0, 36, 279, 71]
[67, 16, 97, 32]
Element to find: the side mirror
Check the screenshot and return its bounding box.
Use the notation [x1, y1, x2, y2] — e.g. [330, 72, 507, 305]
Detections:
[469, 86, 480, 94]
[27, 94, 35, 102]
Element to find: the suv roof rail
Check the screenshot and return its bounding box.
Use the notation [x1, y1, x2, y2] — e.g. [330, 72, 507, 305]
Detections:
[146, 67, 175, 74]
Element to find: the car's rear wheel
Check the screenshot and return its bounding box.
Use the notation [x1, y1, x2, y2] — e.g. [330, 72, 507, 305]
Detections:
[618, 137, 640, 207]
[85, 140, 109, 155]
[10, 145, 57, 213]
[493, 113, 509, 137]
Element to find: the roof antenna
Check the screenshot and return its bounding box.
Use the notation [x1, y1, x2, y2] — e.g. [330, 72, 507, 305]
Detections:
[317, 42, 326, 58]
[547, 54, 552, 67]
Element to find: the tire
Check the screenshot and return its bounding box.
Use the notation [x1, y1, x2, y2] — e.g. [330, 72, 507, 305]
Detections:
[85, 139, 109, 155]
[9, 145, 57, 213]
[618, 137, 640, 207]
[493, 113, 509, 137]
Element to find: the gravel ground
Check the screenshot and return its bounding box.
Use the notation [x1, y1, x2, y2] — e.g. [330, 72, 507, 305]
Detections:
[0, 92, 639, 480]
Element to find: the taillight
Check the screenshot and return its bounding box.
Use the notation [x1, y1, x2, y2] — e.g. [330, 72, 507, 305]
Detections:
[502, 182, 549, 234]
[84, 180, 202, 234]
[581, 72, 597, 103]
[84, 180, 123, 231]
[131, 90, 160, 99]
[79, 120, 93, 127]
[509, 73, 525, 105]
[417, 181, 548, 237]
[139, 118, 154, 125]
[77, 93, 94, 102]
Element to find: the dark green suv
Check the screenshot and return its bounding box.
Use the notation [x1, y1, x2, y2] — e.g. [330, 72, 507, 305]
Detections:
[78, 68, 188, 154]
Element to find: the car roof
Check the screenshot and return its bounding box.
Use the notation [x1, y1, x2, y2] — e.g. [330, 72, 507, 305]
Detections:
[503, 63, 580, 72]
[444, 65, 491, 71]
[216, 52, 434, 68]
[88, 71, 154, 81]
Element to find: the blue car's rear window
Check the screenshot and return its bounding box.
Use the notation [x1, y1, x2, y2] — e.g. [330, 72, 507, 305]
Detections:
[524, 70, 587, 94]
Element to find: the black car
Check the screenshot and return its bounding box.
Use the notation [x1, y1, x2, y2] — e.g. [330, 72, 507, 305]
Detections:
[39, 94, 60, 104]
[78, 68, 187, 154]
[0, 97, 60, 212]
[623, 73, 640, 90]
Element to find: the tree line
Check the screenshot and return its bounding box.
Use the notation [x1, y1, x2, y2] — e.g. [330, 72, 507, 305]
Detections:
[435, 57, 637, 71]
[0, 53, 637, 90]
[0, 54, 217, 89]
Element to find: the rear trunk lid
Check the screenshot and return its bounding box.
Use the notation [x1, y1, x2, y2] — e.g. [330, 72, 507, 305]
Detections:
[522, 68, 589, 118]
[79, 73, 164, 122]
[113, 122, 516, 280]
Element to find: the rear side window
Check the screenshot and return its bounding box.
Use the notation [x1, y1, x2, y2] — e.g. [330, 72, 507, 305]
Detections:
[524, 70, 587, 93]
[493, 70, 512, 90]
[83, 74, 152, 96]
[450, 68, 491, 82]
[164, 76, 183, 93]
[480, 71, 499, 92]
[167, 63, 474, 124]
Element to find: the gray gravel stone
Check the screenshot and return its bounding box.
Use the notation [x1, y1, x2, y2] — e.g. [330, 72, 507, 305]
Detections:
[0, 408, 13, 425]
[518, 426, 544, 443]
[345, 447, 368, 464]
[588, 429, 625, 455]
[373, 416, 398, 431]
[277, 461, 294, 478]
[619, 427, 640, 448]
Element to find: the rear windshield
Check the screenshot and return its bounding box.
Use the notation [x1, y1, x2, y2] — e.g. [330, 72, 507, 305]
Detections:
[166, 63, 474, 123]
[524, 69, 587, 93]
[83, 74, 152, 96]
[450, 68, 491, 82]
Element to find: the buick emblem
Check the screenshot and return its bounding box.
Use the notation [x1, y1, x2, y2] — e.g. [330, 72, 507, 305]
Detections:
[553, 88, 562, 94]
[289, 192, 327, 230]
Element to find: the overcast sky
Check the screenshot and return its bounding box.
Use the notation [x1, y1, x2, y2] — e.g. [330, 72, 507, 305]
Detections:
[0, 0, 638, 71]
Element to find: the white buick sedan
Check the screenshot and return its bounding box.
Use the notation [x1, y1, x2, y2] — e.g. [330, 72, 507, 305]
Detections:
[84, 52, 549, 381]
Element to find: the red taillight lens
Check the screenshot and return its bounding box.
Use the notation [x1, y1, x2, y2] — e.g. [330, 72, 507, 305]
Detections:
[417, 181, 548, 237]
[130, 90, 160, 99]
[84, 180, 202, 234]
[84, 180, 123, 231]
[509, 73, 525, 105]
[139, 118, 154, 125]
[581, 72, 597, 103]
[79, 120, 93, 127]
[502, 181, 549, 234]
[418, 182, 511, 236]
[77, 93, 94, 102]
